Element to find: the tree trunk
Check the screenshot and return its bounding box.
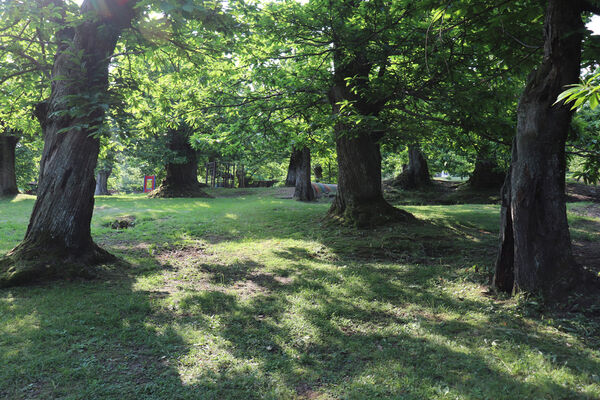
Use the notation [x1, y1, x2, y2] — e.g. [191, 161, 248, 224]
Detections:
[150, 128, 210, 198]
[391, 145, 431, 189]
[468, 158, 506, 189]
[314, 164, 323, 182]
[285, 149, 299, 187]
[327, 82, 413, 227]
[0, 0, 136, 287]
[293, 146, 315, 202]
[493, 0, 584, 299]
[0, 135, 19, 197]
[94, 168, 112, 196]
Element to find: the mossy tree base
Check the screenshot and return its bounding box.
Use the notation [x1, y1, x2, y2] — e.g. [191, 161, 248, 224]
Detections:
[148, 183, 211, 199]
[327, 196, 415, 228]
[0, 238, 116, 288]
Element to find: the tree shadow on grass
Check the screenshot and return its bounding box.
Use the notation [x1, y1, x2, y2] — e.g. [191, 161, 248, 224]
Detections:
[2, 200, 599, 399]
[1, 250, 599, 399]
[138, 249, 600, 399]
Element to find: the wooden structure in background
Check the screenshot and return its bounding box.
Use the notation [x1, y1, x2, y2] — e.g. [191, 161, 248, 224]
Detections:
[205, 161, 246, 188]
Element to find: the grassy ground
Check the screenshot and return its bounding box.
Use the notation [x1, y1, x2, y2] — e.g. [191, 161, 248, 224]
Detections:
[1, 188, 599, 399]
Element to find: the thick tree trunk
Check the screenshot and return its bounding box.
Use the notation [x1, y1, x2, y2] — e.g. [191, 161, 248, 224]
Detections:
[327, 69, 413, 227]
[0, 135, 19, 197]
[391, 145, 431, 189]
[468, 157, 506, 189]
[0, 0, 136, 287]
[493, 0, 583, 299]
[293, 146, 315, 202]
[150, 128, 209, 198]
[285, 149, 300, 187]
[94, 168, 112, 196]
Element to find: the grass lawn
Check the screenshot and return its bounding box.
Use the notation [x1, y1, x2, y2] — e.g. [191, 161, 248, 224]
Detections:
[1, 188, 599, 399]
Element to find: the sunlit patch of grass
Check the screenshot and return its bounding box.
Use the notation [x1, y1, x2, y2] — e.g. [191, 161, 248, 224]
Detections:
[0, 189, 599, 399]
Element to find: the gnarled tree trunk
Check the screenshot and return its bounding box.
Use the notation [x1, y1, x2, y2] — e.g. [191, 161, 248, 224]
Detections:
[0, 0, 136, 287]
[94, 167, 112, 196]
[327, 79, 413, 227]
[0, 135, 19, 197]
[285, 149, 300, 187]
[150, 128, 209, 198]
[493, 0, 583, 299]
[391, 145, 431, 189]
[293, 146, 315, 202]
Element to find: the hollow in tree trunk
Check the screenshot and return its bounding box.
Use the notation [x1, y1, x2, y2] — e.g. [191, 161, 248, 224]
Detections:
[0, 0, 136, 288]
[94, 167, 112, 195]
[493, 0, 584, 299]
[293, 146, 315, 202]
[391, 145, 431, 190]
[285, 149, 300, 187]
[0, 135, 19, 197]
[150, 128, 210, 198]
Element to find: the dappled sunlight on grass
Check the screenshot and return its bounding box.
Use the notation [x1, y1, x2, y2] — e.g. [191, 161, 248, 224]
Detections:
[1, 188, 599, 398]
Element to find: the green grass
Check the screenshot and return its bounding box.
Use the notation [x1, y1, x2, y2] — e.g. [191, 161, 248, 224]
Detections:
[1, 189, 599, 399]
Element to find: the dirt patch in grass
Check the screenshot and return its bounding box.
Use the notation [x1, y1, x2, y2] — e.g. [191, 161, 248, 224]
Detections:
[384, 180, 600, 206]
[274, 187, 295, 199]
[571, 203, 600, 219]
[296, 382, 325, 400]
[205, 188, 256, 198]
[98, 238, 152, 255]
[384, 180, 500, 205]
[156, 244, 210, 263]
[573, 240, 600, 276]
[567, 183, 600, 203]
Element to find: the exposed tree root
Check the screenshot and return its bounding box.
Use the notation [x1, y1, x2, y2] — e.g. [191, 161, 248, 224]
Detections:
[327, 197, 416, 228]
[148, 183, 211, 199]
[0, 238, 116, 288]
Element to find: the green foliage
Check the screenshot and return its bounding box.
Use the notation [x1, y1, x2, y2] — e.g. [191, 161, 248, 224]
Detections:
[14, 141, 40, 190]
[569, 106, 600, 184]
[556, 71, 600, 111]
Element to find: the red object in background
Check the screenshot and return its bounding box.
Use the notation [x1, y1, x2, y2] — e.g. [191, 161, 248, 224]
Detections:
[143, 176, 156, 193]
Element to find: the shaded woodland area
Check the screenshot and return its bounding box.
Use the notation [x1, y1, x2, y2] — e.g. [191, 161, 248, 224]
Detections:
[1, 0, 600, 398]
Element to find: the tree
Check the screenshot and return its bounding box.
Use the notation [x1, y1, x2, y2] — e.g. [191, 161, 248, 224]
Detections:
[493, 0, 597, 298]
[293, 146, 315, 202]
[0, 0, 137, 287]
[467, 144, 507, 189]
[150, 125, 210, 198]
[0, 0, 60, 197]
[0, 130, 19, 197]
[284, 149, 300, 187]
[390, 145, 432, 190]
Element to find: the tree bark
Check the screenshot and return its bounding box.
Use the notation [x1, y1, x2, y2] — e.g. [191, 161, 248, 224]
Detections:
[468, 158, 506, 189]
[493, 0, 584, 299]
[327, 79, 413, 227]
[0, 135, 19, 197]
[293, 146, 315, 202]
[285, 149, 300, 187]
[391, 145, 432, 189]
[150, 128, 210, 198]
[0, 0, 136, 287]
[94, 168, 112, 196]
